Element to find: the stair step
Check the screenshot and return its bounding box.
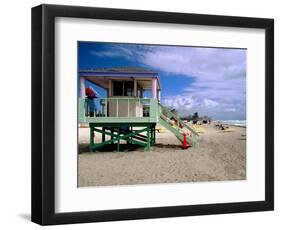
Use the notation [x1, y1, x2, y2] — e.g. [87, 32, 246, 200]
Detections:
[158, 103, 199, 147]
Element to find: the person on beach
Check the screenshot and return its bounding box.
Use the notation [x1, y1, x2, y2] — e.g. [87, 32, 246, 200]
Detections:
[85, 86, 97, 117]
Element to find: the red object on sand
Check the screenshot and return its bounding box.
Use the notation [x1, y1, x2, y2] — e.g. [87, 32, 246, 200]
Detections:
[182, 133, 190, 149]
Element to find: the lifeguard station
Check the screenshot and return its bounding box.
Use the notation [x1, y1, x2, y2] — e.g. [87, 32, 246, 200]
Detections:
[78, 67, 198, 151]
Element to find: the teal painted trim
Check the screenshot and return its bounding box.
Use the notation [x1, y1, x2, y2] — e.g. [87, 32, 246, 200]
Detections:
[150, 99, 159, 123]
[78, 98, 159, 124]
[79, 99, 86, 123]
[89, 123, 156, 127]
[85, 117, 157, 123]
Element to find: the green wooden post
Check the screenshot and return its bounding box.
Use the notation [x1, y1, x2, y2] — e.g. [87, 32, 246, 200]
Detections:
[110, 128, 114, 147]
[78, 98, 86, 123]
[146, 126, 151, 151]
[102, 127, 105, 142]
[153, 126, 155, 144]
[154, 125, 156, 144]
[150, 126, 153, 145]
[152, 125, 156, 145]
[85, 122, 162, 152]
[90, 124, 94, 151]
[129, 126, 132, 144]
[127, 126, 130, 144]
[117, 127, 120, 152]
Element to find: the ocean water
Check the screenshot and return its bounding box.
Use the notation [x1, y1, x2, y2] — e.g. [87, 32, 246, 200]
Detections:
[219, 120, 246, 127]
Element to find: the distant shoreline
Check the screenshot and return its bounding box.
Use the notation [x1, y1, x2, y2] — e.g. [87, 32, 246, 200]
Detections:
[215, 120, 246, 128]
[213, 120, 247, 128]
[228, 124, 246, 128]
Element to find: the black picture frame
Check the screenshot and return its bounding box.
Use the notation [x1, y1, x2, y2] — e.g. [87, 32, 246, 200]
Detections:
[31, 4, 274, 225]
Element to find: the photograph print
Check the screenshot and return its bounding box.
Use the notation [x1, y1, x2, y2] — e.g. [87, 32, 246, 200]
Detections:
[78, 42, 246, 187]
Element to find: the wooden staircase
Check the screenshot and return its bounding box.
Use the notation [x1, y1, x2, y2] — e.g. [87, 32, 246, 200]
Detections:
[158, 103, 199, 147]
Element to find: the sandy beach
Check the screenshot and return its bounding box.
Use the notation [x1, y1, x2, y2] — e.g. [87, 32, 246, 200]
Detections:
[78, 124, 246, 187]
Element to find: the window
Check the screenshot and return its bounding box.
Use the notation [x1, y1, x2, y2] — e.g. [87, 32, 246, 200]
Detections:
[124, 81, 133, 96]
[113, 81, 123, 96]
[113, 81, 134, 96]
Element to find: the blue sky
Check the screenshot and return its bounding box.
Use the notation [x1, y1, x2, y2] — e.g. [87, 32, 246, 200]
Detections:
[78, 42, 246, 120]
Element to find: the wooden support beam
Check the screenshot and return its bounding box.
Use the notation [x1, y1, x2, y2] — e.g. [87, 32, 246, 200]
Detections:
[146, 127, 151, 151]
[89, 124, 94, 151]
[117, 128, 120, 152]
[109, 79, 112, 97]
[157, 89, 161, 101]
[152, 78, 157, 99]
[134, 79, 137, 97]
[89, 124, 156, 152]
[102, 127, 105, 142]
[80, 77, 86, 98]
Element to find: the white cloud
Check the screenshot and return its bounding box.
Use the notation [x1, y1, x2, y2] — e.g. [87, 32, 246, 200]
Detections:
[140, 46, 246, 81]
[89, 44, 246, 119]
[162, 96, 194, 109]
[138, 46, 246, 119]
[90, 50, 121, 58]
[162, 94, 245, 119]
[203, 99, 219, 107]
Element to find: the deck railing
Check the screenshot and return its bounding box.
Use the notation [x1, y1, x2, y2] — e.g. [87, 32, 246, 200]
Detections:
[79, 97, 158, 120]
